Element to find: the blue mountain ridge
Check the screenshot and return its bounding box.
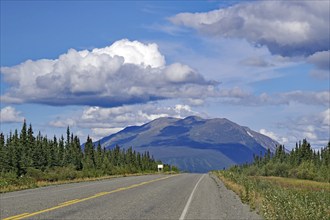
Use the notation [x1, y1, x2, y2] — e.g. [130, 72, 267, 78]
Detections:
[96, 116, 279, 173]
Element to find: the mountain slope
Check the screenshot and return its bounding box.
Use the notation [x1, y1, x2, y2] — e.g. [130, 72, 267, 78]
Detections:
[98, 116, 279, 172]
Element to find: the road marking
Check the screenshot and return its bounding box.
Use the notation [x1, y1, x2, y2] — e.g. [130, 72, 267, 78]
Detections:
[3, 175, 178, 220]
[94, 192, 109, 196]
[1, 181, 111, 199]
[2, 213, 29, 220]
[179, 174, 205, 220]
[59, 199, 81, 205]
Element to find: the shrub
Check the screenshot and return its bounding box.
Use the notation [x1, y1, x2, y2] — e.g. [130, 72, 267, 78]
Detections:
[26, 168, 45, 181]
[296, 161, 317, 180]
[273, 163, 289, 177]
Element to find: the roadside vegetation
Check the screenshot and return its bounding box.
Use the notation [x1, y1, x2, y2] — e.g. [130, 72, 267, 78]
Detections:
[0, 121, 178, 193]
[215, 140, 330, 220]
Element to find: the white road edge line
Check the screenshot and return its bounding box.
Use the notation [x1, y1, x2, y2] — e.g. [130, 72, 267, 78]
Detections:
[179, 174, 205, 220]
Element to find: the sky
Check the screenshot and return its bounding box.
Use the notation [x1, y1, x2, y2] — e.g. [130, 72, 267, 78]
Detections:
[0, 0, 329, 150]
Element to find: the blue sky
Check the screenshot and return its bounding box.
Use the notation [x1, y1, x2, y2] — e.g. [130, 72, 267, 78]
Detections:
[1, 1, 329, 150]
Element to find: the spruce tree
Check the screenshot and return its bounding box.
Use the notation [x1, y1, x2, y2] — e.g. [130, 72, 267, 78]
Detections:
[83, 136, 95, 169]
[58, 136, 65, 166]
[95, 142, 103, 169]
[72, 136, 83, 170]
[26, 123, 35, 169]
[0, 133, 5, 172]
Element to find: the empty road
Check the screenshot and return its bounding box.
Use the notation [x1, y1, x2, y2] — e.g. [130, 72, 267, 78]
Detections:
[1, 173, 261, 219]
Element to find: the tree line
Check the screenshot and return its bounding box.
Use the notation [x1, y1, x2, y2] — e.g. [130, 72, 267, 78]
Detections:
[0, 120, 161, 180]
[231, 139, 330, 182]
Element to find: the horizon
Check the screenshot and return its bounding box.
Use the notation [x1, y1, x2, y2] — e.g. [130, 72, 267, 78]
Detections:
[1, 1, 329, 150]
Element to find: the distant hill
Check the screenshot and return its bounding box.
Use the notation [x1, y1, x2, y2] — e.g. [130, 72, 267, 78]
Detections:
[97, 116, 279, 173]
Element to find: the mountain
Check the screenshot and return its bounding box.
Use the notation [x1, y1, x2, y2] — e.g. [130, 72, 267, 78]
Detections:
[97, 116, 279, 173]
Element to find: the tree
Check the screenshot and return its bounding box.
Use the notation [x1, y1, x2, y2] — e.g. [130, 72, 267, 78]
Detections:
[58, 136, 65, 166]
[19, 120, 29, 171]
[63, 127, 74, 166]
[95, 142, 103, 169]
[0, 120, 165, 180]
[25, 123, 35, 169]
[0, 133, 6, 172]
[239, 139, 330, 181]
[83, 136, 95, 170]
[72, 136, 83, 170]
[32, 131, 44, 170]
[9, 130, 21, 175]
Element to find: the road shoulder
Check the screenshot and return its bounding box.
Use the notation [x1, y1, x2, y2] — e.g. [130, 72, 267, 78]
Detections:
[185, 173, 262, 220]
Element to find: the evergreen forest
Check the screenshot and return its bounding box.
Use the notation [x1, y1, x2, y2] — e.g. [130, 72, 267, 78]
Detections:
[0, 121, 166, 190]
[231, 139, 330, 182]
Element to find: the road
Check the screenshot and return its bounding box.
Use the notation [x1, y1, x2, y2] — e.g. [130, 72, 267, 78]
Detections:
[1, 173, 262, 220]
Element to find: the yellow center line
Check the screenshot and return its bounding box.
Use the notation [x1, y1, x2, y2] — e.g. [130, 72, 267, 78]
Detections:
[59, 199, 81, 205]
[3, 175, 179, 220]
[2, 213, 30, 220]
[94, 192, 110, 196]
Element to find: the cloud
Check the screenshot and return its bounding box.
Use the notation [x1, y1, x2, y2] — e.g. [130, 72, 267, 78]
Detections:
[91, 128, 123, 139]
[309, 69, 329, 80]
[170, 1, 329, 57]
[1, 39, 218, 107]
[49, 118, 76, 128]
[307, 50, 329, 79]
[146, 23, 189, 36]
[155, 37, 303, 92]
[259, 129, 288, 144]
[278, 90, 329, 106]
[308, 51, 330, 70]
[277, 108, 330, 149]
[49, 103, 204, 140]
[186, 98, 205, 106]
[93, 39, 165, 68]
[219, 87, 250, 99]
[217, 89, 329, 107]
[240, 56, 273, 68]
[0, 106, 24, 123]
[164, 63, 203, 83]
[259, 108, 329, 149]
[320, 108, 330, 126]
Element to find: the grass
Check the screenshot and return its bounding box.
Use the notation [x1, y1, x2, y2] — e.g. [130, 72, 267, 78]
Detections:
[214, 171, 330, 220]
[251, 176, 330, 192]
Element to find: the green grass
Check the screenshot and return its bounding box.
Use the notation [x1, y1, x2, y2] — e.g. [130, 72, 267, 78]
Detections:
[214, 171, 330, 220]
[252, 176, 330, 192]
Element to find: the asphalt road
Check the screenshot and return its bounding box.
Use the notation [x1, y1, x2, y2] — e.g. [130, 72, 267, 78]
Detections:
[1, 173, 262, 220]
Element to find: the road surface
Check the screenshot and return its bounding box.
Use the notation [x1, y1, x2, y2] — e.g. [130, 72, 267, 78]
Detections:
[1, 173, 262, 219]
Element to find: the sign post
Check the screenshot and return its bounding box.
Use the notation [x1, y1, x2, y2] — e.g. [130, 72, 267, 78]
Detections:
[157, 164, 163, 172]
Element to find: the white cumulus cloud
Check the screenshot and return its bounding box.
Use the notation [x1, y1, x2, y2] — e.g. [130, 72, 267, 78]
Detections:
[1, 39, 217, 107]
[92, 39, 165, 68]
[0, 106, 24, 123]
[164, 63, 203, 83]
